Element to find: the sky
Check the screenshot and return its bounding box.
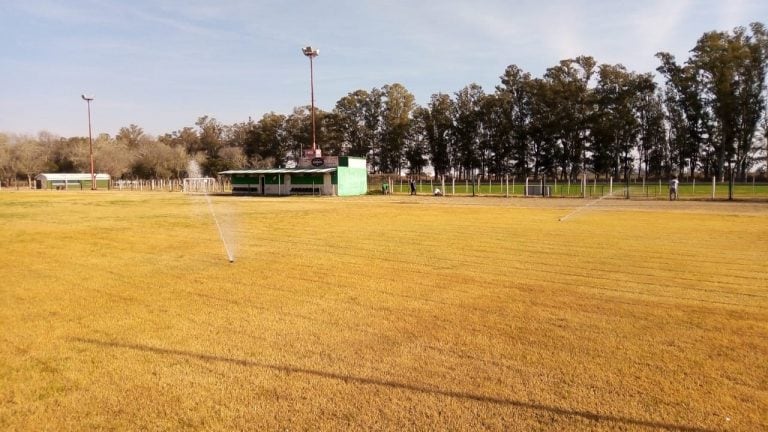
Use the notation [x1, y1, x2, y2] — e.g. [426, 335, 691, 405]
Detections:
[0, 0, 766, 138]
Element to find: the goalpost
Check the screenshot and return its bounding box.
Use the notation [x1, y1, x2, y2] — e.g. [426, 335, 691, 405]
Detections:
[183, 177, 216, 193]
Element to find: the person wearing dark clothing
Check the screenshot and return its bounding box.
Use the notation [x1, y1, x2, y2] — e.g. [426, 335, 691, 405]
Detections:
[409, 179, 416, 195]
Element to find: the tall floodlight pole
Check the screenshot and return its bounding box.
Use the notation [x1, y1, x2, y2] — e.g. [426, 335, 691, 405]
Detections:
[302, 46, 319, 155]
[81, 94, 96, 190]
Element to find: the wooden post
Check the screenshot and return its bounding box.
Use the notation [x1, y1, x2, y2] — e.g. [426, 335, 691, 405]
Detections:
[711, 176, 716, 200]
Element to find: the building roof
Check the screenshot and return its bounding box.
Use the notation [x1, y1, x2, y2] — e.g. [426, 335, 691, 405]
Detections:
[219, 168, 337, 175]
[36, 173, 111, 181]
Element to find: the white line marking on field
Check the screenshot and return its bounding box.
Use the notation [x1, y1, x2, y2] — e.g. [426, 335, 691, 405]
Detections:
[559, 190, 621, 222]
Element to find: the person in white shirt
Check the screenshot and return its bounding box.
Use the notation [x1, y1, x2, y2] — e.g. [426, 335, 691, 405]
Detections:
[669, 177, 679, 201]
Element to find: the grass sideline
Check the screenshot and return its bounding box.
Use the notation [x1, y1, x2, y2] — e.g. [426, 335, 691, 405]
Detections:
[1, 191, 767, 430]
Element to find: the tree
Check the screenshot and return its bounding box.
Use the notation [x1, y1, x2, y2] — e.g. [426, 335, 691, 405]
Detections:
[657, 52, 710, 178]
[282, 107, 310, 164]
[316, 109, 341, 156]
[453, 83, 485, 178]
[542, 56, 597, 180]
[686, 23, 768, 181]
[217, 146, 247, 172]
[406, 106, 430, 175]
[196, 116, 223, 156]
[477, 93, 511, 178]
[159, 127, 200, 155]
[761, 113, 768, 176]
[364, 88, 384, 172]
[638, 91, 668, 179]
[245, 112, 287, 167]
[527, 78, 562, 180]
[692, 30, 742, 180]
[419, 93, 454, 178]
[333, 90, 374, 158]
[222, 122, 246, 148]
[12, 137, 47, 188]
[0, 133, 12, 186]
[496, 65, 534, 177]
[592, 65, 657, 181]
[116, 124, 145, 149]
[732, 23, 768, 179]
[96, 139, 133, 179]
[131, 140, 187, 179]
[49, 136, 90, 173]
[379, 83, 415, 173]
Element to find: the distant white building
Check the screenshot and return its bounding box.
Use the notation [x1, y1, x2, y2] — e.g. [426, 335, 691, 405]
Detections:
[35, 173, 111, 190]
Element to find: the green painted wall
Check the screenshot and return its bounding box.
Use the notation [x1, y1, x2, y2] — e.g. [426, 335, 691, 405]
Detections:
[291, 174, 324, 185]
[231, 174, 257, 185]
[336, 166, 367, 196]
[264, 174, 284, 185]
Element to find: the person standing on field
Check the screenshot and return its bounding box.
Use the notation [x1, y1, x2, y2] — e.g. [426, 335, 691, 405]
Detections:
[669, 176, 679, 201]
[409, 179, 416, 195]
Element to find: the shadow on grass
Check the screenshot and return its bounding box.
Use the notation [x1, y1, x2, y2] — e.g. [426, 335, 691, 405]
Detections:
[72, 337, 717, 432]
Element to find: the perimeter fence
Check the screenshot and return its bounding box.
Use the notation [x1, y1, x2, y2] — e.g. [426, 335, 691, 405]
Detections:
[369, 177, 768, 201]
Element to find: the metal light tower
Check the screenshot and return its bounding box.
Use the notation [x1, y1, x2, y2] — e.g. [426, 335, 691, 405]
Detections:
[81, 94, 96, 190]
[302, 46, 319, 156]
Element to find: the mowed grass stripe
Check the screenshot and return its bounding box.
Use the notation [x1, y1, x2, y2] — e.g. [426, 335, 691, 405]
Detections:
[251, 228, 766, 300]
[240, 200, 766, 279]
[238, 207, 766, 307]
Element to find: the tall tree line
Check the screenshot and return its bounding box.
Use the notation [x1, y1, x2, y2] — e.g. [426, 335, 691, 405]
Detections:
[1, 23, 766, 185]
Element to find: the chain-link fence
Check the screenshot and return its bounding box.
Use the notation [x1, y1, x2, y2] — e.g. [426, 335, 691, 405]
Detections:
[369, 177, 768, 201]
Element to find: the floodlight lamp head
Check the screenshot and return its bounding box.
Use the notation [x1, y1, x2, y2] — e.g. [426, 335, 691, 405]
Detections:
[81, 94, 94, 101]
[302, 46, 319, 57]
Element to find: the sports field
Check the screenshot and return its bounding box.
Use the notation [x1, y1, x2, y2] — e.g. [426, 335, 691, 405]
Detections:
[1, 191, 766, 431]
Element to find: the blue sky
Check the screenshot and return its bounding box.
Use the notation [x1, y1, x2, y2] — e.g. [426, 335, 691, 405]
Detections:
[1, 0, 765, 138]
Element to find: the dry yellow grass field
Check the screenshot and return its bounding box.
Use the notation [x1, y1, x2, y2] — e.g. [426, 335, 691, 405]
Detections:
[1, 191, 766, 431]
